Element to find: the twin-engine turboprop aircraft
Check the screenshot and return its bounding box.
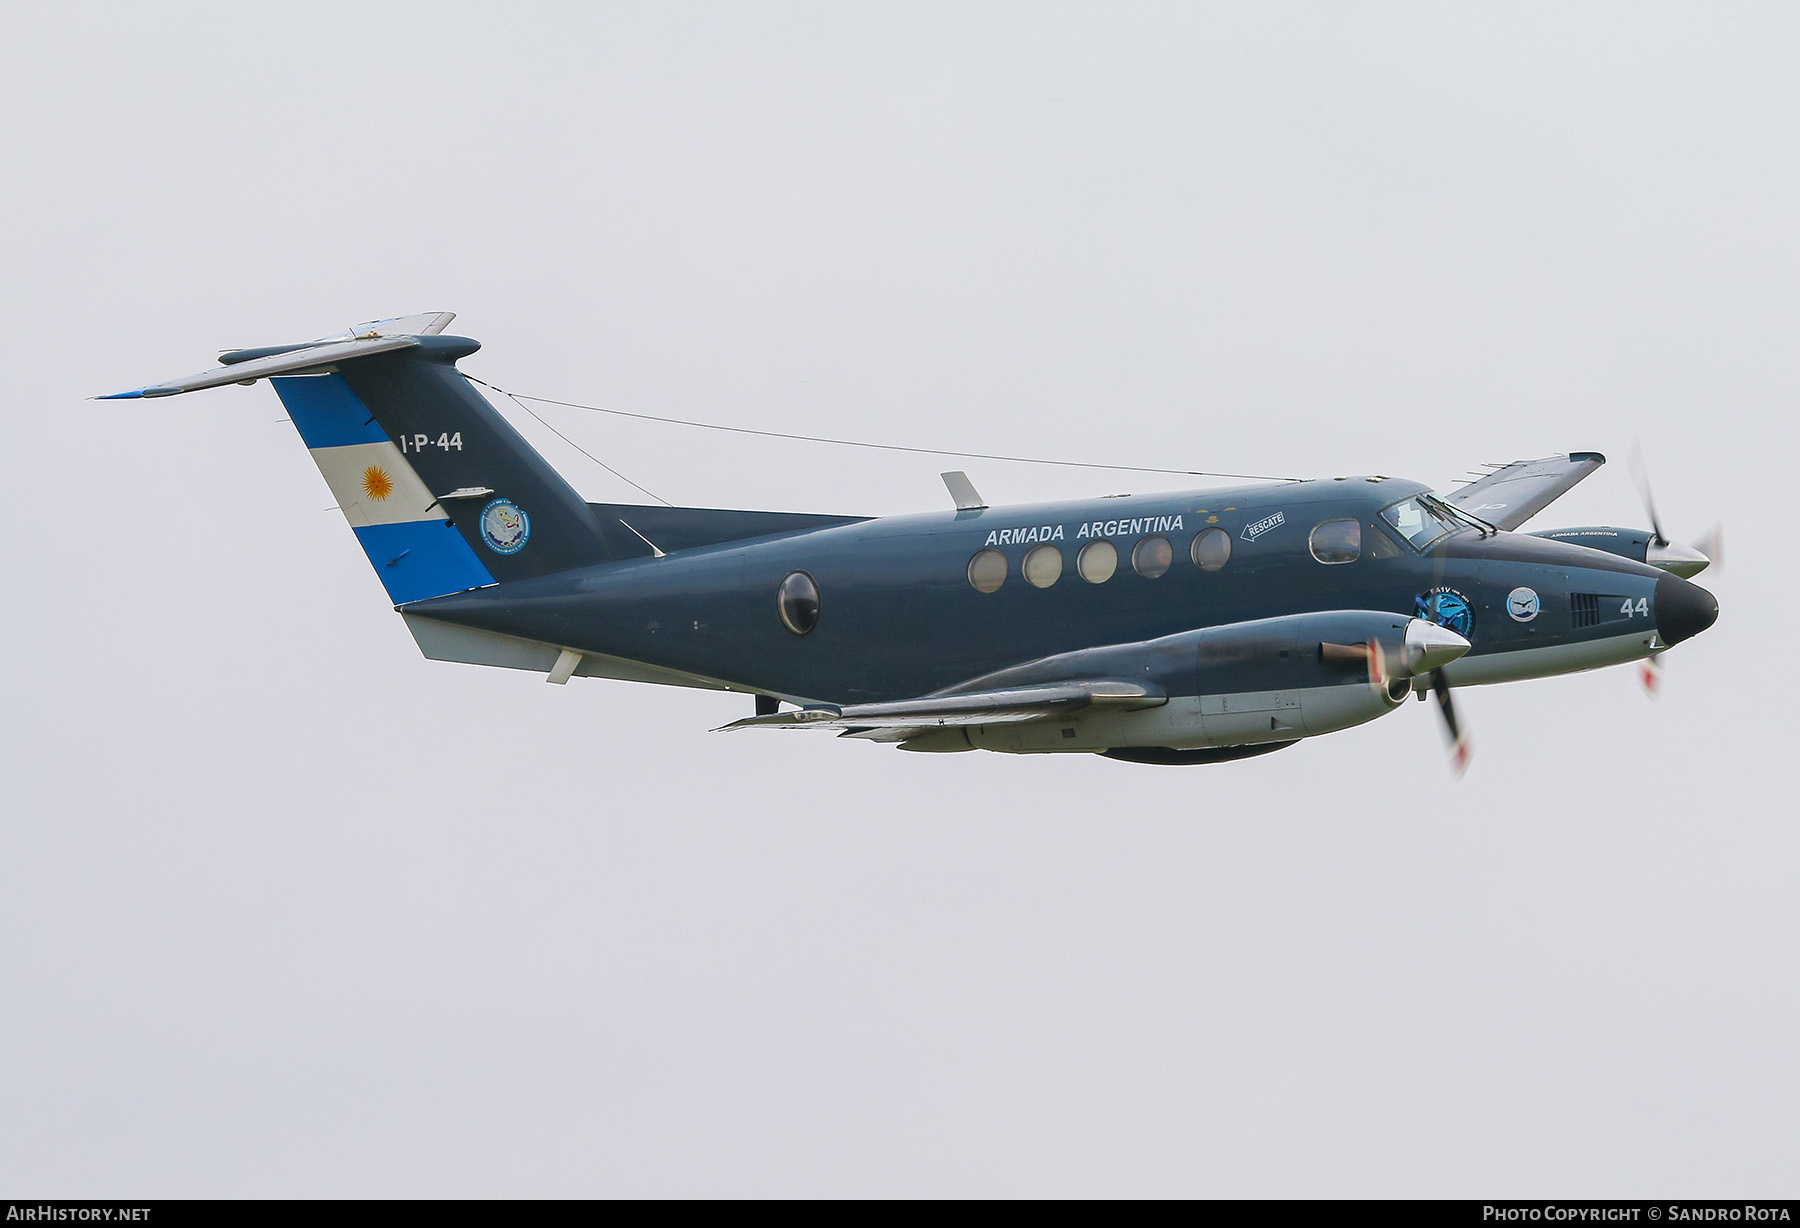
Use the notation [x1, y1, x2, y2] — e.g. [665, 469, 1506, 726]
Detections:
[107, 313, 1719, 768]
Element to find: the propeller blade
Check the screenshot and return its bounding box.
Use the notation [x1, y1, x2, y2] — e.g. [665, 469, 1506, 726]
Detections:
[1321, 628, 1461, 694]
[1321, 639, 1396, 698]
[1639, 651, 1664, 699]
[1430, 669, 1471, 776]
[1366, 638, 1391, 694]
[1628, 444, 1669, 547]
[1691, 524, 1724, 574]
[1631, 448, 1719, 577]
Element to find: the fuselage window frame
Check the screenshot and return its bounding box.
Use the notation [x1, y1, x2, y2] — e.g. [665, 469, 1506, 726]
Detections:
[1190, 527, 1231, 572]
[1131, 535, 1173, 579]
[1076, 539, 1117, 584]
[967, 548, 1008, 594]
[1309, 518, 1362, 565]
[777, 569, 821, 635]
[1022, 543, 1064, 589]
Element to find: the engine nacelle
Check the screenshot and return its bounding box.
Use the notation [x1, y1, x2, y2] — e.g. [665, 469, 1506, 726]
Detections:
[1529, 526, 1710, 578]
[932, 610, 1466, 755]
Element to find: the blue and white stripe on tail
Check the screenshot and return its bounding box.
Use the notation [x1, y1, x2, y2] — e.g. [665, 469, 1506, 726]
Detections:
[271, 370, 495, 604]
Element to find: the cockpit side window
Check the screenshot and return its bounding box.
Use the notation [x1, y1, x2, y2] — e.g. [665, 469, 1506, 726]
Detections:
[1365, 523, 1404, 559]
[1381, 497, 1456, 550]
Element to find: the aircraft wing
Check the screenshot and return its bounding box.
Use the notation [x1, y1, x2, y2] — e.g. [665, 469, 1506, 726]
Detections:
[1443, 452, 1605, 530]
[714, 679, 1166, 736]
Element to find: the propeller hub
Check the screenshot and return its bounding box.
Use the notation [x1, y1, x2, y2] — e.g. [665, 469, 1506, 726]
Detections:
[1646, 540, 1711, 579]
[1404, 618, 1472, 674]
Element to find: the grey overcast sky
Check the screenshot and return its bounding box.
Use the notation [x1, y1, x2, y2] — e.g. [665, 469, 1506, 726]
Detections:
[2, 2, 1794, 1197]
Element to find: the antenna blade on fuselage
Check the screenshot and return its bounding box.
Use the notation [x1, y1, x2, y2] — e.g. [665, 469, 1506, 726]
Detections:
[941, 471, 987, 510]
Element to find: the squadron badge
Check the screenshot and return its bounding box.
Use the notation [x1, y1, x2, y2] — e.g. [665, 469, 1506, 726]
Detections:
[479, 498, 530, 554]
[1506, 587, 1541, 622]
[1415, 586, 1474, 638]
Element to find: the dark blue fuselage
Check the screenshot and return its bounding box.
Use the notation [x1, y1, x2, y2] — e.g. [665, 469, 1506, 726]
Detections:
[410, 476, 1704, 704]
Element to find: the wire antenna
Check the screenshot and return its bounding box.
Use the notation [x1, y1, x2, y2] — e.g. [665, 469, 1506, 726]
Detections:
[469, 375, 673, 505]
[466, 374, 1300, 484]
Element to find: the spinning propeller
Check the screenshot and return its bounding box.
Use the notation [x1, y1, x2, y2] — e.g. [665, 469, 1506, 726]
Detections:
[1630, 444, 1720, 581]
[1630, 446, 1722, 697]
[1430, 670, 1470, 777]
[1325, 623, 1473, 776]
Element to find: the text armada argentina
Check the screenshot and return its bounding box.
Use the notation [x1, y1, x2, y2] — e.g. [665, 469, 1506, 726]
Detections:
[984, 515, 1185, 547]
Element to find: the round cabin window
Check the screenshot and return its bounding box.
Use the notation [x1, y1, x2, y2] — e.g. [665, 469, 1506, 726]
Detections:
[1076, 539, 1117, 583]
[967, 548, 1007, 594]
[1190, 527, 1231, 572]
[777, 570, 820, 634]
[1022, 543, 1063, 589]
[1132, 535, 1172, 579]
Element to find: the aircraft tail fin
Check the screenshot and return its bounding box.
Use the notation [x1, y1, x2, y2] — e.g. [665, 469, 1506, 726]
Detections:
[102, 313, 615, 604]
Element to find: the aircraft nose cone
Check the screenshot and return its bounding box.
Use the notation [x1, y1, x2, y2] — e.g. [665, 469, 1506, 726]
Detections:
[1655, 573, 1718, 646]
[1405, 617, 1472, 674]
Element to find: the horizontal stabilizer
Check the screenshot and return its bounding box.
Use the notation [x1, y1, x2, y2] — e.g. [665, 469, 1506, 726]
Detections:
[1444, 453, 1605, 531]
[101, 335, 421, 399]
[97, 312, 456, 399]
[715, 679, 1165, 733]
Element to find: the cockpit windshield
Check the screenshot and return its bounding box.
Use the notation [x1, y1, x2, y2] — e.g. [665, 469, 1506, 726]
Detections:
[1381, 496, 1462, 550]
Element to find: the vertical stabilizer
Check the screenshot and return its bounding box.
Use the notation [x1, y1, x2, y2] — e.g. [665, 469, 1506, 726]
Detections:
[334, 337, 613, 583]
[104, 316, 616, 605]
[271, 370, 498, 604]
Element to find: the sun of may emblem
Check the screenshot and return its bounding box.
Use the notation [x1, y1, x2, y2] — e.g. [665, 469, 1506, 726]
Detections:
[361, 465, 394, 502]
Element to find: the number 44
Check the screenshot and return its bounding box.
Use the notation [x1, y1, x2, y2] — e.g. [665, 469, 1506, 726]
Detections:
[1621, 597, 1649, 617]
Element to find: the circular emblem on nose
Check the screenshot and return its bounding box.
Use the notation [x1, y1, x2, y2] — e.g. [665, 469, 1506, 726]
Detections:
[1415, 587, 1474, 638]
[1506, 586, 1541, 622]
[479, 498, 530, 555]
